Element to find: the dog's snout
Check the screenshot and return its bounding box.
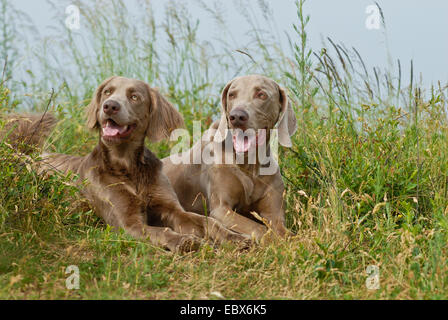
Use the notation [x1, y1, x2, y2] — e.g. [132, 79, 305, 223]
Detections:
[103, 100, 121, 116]
[229, 108, 249, 127]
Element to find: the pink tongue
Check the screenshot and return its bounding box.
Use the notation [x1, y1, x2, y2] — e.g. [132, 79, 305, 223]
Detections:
[233, 134, 256, 153]
[232, 129, 267, 153]
[103, 121, 127, 137]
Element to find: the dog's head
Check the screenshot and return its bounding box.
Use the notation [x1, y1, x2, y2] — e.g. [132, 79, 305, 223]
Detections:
[86, 76, 184, 146]
[214, 75, 297, 152]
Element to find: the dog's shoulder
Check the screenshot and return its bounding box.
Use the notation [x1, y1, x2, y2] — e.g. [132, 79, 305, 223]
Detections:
[141, 147, 163, 172]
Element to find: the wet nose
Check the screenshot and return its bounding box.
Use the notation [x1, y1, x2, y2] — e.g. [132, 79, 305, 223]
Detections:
[103, 100, 121, 115]
[229, 108, 249, 127]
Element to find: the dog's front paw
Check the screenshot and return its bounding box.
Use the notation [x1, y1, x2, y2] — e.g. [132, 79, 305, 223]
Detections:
[175, 235, 203, 253]
[236, 236, 253, 251]
[219, 229, 253, 251]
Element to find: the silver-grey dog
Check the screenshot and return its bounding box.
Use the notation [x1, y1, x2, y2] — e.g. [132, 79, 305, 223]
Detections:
[163, 75, 298, 241]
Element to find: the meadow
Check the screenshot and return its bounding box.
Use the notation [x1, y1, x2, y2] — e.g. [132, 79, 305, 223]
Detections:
[1, 0, 448, 299]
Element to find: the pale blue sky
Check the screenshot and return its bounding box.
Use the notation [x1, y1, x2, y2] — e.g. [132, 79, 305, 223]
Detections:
[10, 0, 448, 86]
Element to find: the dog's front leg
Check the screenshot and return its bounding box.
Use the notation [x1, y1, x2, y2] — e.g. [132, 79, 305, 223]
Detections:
[161, 208, 251, 245]
[106, 207, 202, 252]
[254, 188, 293, 238]
[209, 205, 267, 241]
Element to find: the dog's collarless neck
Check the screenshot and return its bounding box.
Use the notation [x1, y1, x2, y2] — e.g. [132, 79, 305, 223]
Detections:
[97, 141, 162, 181]
[98, 140, 142, 171]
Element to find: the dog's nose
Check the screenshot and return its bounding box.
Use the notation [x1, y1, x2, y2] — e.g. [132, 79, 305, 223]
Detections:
[103, 100, 121, 115]
[229, 108, 249, 127]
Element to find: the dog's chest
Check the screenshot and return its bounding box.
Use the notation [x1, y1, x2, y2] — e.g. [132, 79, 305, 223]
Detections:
[92, 170, 150, 206]
[234, 171, 266, 209]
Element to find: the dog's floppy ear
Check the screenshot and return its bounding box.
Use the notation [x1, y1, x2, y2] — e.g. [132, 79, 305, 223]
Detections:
[277, 87, 298, 147]
[213, 79, 233, 143]
[86, 76, 116, 129]
[146, 87, 184, 142]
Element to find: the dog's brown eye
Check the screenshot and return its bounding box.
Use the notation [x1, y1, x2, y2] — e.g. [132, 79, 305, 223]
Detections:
[104, 89, 112, 96]
[131, 94, 138, 101]
[229, 92, 236, 99]
[257, 91, 267, 100]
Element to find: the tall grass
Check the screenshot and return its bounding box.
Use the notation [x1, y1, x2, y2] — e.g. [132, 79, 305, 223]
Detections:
[1, 0, 448, 299]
